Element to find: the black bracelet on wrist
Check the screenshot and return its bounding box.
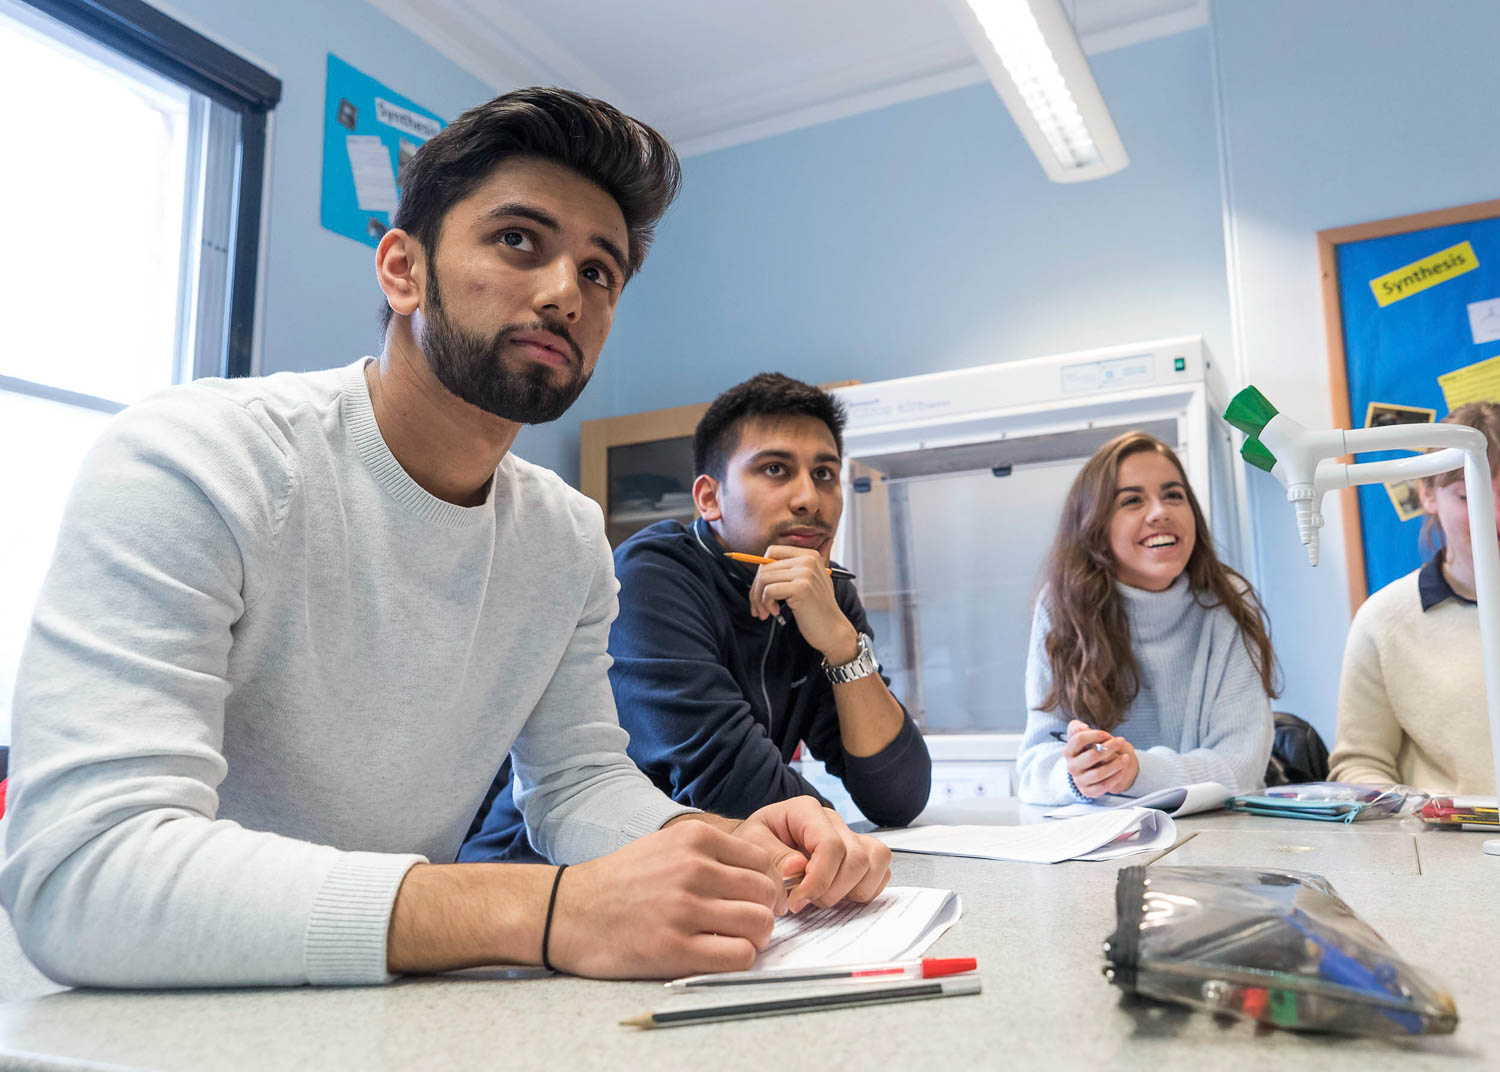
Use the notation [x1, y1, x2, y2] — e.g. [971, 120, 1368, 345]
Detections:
[541, 864, 567, 972]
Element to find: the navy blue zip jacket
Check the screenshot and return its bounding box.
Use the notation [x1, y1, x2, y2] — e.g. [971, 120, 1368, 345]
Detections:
[460, 519, 931, 862]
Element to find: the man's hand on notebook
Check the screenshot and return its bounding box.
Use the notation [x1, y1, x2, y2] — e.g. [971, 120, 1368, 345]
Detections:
[547, 818, 785, 979]
[730, 795, 892, 913]
[541, 800, 888, 980]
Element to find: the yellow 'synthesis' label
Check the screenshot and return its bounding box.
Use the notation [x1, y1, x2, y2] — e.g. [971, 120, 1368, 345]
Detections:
[1370, 241, 1478, 307]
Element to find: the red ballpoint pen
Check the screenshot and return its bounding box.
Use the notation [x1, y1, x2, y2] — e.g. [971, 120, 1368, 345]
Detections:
[664, 956, 977, 989]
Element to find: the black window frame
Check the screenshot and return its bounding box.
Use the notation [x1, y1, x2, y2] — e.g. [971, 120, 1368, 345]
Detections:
[19, 0, 281, 377]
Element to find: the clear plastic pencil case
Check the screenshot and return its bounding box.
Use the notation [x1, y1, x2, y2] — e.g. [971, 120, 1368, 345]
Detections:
[1102, 865, 1457, 1036]
[1225, 782, 1407, 822]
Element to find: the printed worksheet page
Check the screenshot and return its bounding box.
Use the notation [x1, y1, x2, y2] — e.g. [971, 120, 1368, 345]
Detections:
[753, 887, 962, 971]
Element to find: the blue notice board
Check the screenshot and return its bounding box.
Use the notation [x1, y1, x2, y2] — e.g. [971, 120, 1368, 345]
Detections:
[1325, 201, 1500, 598]
[320, 53, 446, 247]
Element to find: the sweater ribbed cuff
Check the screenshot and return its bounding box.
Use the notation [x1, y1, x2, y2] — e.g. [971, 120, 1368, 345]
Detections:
[630, 799, 699, 840]
[304, 851, 428, 985]
[1051, 751, 1086, 804]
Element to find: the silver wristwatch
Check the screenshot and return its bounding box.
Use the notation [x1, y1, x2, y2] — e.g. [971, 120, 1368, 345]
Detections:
[823, 632, 879, 685]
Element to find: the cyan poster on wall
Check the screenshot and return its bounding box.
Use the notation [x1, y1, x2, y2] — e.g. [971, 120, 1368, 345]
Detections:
[320, 53, 445, 248]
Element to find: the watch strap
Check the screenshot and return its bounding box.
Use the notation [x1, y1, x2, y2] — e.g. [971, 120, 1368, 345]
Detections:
[823, 632, 878, 685]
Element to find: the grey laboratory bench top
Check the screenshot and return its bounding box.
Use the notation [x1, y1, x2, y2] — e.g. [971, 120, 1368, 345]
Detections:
[1, 804, 1496, 1072]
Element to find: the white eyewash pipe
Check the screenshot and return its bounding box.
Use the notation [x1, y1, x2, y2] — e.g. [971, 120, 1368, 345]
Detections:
[1227, 386, 1500, 857]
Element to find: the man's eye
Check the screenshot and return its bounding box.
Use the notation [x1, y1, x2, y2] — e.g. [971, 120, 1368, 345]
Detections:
[581, 264, 615, 290]
[763, 463, 785, 476]
[499, 230, 535, 252]
[814, 467, 836, 481]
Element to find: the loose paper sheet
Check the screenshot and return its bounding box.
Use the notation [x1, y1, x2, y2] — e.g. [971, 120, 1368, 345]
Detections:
[876, 808, 1175, 864]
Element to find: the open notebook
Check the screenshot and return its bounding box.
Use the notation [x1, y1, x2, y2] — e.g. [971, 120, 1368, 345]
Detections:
[1044, 781, 1232, 820]
[875, 807, 1176, 864]
[754, 886, 962, 970]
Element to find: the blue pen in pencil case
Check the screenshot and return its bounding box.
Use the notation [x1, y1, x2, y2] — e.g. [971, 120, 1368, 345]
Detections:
[1102, 865, 1457, 1036]
[1225, 782, 1407, 823]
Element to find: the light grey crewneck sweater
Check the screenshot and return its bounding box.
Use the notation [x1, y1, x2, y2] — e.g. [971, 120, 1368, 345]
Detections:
[1016, 576, 1274, 804]
[1, 361, 691, 988]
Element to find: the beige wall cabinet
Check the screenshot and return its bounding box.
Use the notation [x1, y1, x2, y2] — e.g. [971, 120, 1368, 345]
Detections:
[580, 400, 708, 548]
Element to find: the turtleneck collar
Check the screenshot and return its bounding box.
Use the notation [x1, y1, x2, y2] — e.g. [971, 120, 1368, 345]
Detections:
[1116, 571, 1195, 642]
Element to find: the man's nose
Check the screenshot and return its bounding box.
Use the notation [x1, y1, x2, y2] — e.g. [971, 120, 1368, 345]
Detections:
[533, 258, 581, 323]
[788, 472, 820, 512]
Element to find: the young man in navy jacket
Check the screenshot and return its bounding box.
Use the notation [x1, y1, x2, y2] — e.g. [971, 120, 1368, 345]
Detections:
[464, 373, 931, 861]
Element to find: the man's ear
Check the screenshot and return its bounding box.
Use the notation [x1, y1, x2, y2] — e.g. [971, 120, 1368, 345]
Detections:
[375, 229, 425, 320]
[693, 473, 723, 522]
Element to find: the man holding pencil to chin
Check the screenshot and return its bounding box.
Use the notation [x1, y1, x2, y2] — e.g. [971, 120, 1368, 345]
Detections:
[465, 374, 930, 864]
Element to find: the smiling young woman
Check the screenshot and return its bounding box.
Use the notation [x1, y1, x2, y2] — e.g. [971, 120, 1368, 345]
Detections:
[1015, 431, 1278, 805]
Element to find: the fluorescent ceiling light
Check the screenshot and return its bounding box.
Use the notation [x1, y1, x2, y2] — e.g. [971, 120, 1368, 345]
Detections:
[947, 0, 1129, 183]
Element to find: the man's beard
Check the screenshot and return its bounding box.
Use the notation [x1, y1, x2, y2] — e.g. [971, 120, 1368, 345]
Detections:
[419, 269, 592, 425]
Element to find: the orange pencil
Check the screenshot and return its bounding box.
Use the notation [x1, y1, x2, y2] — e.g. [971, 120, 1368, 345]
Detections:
[723, 552, 856, 581]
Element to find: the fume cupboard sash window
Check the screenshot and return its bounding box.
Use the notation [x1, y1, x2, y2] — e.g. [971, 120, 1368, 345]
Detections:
[0, 0, 280, 741]
[842, 420, 1179, 737]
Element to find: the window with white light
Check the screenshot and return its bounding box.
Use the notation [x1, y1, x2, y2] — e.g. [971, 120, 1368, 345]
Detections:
[0, 0, 279, 743]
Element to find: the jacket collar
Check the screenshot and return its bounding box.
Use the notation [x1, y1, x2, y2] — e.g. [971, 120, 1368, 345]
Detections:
[1419, 549, 1475, 611]
[691, 518, 757, 590]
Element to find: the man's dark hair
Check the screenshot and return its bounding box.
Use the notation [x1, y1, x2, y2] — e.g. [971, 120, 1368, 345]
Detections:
[693, 373, 847, 480]
[379, 86, 680, 330]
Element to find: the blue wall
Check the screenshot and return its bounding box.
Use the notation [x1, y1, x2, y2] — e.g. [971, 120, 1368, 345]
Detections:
[518, 28, 1231, 482]
[158, 0, 494, 377]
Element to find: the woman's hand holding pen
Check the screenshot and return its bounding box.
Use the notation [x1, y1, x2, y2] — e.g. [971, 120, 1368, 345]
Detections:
[1062, 719, 1141, 797]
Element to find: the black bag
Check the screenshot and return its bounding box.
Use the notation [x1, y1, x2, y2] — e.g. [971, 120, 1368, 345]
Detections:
[1264, 711, 1330, 787]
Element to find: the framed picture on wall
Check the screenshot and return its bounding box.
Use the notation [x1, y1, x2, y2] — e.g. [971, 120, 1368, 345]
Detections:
[1317, 197, 1500, 613]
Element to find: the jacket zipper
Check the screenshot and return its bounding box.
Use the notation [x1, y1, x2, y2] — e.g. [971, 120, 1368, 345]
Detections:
[759, 617, 778, 741]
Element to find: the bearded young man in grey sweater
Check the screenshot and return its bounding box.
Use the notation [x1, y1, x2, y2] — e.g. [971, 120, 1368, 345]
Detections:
[1, 88, 889, 990]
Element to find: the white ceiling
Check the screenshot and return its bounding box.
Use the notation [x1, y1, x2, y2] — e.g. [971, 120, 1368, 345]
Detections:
[364, 0, 1207, 157]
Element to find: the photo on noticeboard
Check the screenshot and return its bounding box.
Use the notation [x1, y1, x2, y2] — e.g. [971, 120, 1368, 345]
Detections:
[1365, 401, 1437, 522]
[1364, 401, 1437, 429]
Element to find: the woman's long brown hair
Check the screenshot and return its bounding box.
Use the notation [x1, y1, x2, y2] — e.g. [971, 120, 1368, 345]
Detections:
[1038, 431, 1278, 730]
